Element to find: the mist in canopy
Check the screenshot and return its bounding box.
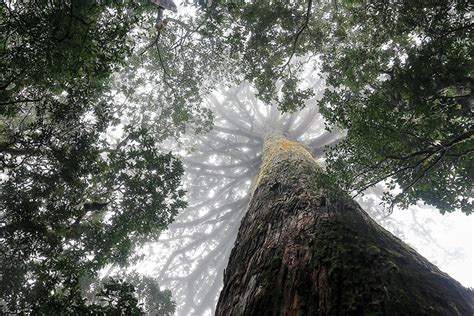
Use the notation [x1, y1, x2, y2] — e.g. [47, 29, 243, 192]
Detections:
[105, 3, 473, 314]
[1, 1, 472, 314]
[129, 79, 472, 315]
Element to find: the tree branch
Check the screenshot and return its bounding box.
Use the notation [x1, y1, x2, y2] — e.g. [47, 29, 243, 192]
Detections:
[280, 0, 313, 71]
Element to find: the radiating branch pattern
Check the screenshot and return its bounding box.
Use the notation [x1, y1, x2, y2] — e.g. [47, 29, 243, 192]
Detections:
[137, 81, 465, 315]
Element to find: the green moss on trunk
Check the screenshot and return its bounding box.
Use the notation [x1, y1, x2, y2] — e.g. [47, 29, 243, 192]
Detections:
[216, 135, 473, 315]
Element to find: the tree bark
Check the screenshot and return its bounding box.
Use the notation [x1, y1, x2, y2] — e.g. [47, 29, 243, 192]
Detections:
[216, 134, 473, 315]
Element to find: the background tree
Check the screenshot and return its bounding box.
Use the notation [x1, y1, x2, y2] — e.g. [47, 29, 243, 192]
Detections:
[320, 1, 473, 214]
[0, 1, 200, 312]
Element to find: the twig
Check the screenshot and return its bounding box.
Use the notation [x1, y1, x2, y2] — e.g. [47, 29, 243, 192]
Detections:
[389, 149, 447, 210]
[155, 40, 175, 90]
[280, 0, 313, 72]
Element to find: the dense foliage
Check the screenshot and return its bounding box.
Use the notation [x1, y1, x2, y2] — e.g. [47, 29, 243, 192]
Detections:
[32, 278, 145, 315]
[195, 0, 473, 214]
[319, 1, 473, 214]
[80, 274, 176, 315]
[0, 1, 182, 312]
[25, 275, 175, 314]
[1, 0, 472, 313]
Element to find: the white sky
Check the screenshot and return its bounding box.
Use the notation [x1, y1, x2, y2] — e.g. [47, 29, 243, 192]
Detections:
[385, 205, 473, 288]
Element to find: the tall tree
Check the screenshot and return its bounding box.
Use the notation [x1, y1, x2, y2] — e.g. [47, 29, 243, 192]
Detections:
[129, 1, 471, 312]
[2, 0, 471, 312]
[148, 83, 467, 314]
[216, 134, 473, 315]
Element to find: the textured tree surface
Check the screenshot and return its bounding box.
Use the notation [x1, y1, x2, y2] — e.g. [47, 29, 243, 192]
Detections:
[216, 134, 473, 315]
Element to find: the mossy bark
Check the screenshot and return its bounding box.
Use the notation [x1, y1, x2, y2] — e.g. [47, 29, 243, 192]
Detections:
[215, 134, 473, 315]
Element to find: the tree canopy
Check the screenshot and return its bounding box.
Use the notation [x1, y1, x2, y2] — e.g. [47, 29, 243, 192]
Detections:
[0, 1, 186, 312]
[1, 0, 472, 313]
[320, 1, 473, 214]
[193, 0, 473, 214]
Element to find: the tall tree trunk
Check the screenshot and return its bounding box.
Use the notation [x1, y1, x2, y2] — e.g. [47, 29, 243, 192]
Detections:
[216, 134, 473, 315]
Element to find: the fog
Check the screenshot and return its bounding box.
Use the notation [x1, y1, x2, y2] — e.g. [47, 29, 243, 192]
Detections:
[133, 81, 473, 315]
[2, 2, 471, 314]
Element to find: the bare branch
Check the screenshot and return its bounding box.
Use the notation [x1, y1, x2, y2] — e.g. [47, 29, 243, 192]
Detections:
[280, 0, 313, 72]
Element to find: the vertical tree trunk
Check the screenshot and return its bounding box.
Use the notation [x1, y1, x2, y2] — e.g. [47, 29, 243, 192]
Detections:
[216, 134, 473, 315]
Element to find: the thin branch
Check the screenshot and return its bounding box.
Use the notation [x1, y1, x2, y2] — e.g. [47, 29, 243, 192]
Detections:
[385, 130, 473, 161]
[353, 129, 471, 198]
[280, 0, 313, 71]
[353, 157, 427, 197]
[389, 149, 446, 210]
[0, 98, 41, 106]
[155, 40, 175, 90]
